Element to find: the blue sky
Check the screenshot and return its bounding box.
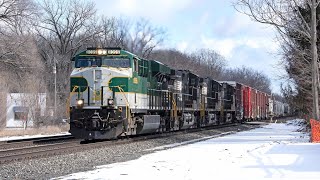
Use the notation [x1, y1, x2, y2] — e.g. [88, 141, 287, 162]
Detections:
[94, 0, 285, 93]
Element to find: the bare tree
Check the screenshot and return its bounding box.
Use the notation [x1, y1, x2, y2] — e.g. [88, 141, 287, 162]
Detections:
[277, 5, 320, 116]
[0, 0, 38, 71]
[190, 49, 227, 79]
[124, 18, 167, 58]
[35, 0, 99, 56]
[234, 0, 320, 120]
[150, 49, 190, 69]
[88, 17, 167, 58]
[92, 17, 129, 48]
[223, 66, 272, 93]
[310, 0, 319, 120]
[150, 48, 227, 80]
[0, 0, 36, 23]
[34, 0, 100, 118]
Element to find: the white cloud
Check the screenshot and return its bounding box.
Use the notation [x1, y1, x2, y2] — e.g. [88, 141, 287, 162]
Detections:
[213, 12, 274, 38]
[200, 35, 280, 59]
[199, 12, 210, 27]
[200, 34, 284, 93]
[114, 0, 138, 14]
[176, 41, 189, 52]
[201, 37, 237, 58]
[96, 0, 195, 23]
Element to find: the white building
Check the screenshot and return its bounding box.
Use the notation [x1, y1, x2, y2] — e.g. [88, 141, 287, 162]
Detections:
[5, 93, 46, 128]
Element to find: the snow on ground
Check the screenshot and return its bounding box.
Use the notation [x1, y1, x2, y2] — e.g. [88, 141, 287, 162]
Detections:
[0, 132, 70, 142]
[55, 119, 320, 180]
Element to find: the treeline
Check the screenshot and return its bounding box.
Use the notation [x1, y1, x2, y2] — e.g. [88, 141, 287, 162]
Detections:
[0, 0, 271, 122]
[235, 0, 320, 119]
[150, 49, 271, 93]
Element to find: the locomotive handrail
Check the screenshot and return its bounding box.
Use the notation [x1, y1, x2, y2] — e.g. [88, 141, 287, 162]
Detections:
[169, 93, 177, 118]
[117, 86, 130, 120]
[68, 84, 131, 126]
[172, 92, 193, 97]
[220, 98, 232, 101]
[69, 85, 130, 115]
[67, 85, 80, 117]
[200, 94, 206, 118]
[70, 85, 91, 106]
[100, 85, 131, 120]
[206, 97, 217, 100]
[147, 89, 171, 92]
[148, 89, 194, 97]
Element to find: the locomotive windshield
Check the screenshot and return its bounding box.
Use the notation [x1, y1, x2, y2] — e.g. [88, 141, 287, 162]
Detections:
[75, 56, 130, 68]
[75, 57, 101, 68]
[102, 57, 130, 68]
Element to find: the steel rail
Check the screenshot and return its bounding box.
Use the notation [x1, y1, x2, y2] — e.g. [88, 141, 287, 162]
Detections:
[0, 135, 75, 151]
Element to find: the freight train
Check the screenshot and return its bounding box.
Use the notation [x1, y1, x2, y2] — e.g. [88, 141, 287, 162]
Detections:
[69, 47, 288, 140]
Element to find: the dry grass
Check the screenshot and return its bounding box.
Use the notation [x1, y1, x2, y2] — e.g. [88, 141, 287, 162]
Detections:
[0, 124, 69, 137]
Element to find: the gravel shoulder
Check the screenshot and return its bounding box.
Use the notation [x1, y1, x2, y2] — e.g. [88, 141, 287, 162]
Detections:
[0, 124, 261, 179]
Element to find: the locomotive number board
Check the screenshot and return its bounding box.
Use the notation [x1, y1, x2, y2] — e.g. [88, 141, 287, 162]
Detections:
[86, 49, 121, 55]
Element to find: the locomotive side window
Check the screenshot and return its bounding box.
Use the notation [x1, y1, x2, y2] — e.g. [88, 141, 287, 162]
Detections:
[138, 59, 148, 77]
[102, 57, 130, 68]
[143, 60, 149, 77]
[133, 57, 139, 72]
[138, 59, 143, 76]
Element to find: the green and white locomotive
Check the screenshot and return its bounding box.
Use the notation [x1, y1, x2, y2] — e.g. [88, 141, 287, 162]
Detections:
[69, 47, 236, 140]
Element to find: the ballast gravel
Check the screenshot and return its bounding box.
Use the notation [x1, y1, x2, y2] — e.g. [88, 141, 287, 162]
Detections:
[0, 124, 259, 179]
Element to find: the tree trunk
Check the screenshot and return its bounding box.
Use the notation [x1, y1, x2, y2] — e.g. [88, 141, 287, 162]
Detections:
[311, 0, 320, 120]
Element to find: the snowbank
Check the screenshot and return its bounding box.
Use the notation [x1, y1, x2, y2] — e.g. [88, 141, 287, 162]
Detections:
[55, 119, 319, 180]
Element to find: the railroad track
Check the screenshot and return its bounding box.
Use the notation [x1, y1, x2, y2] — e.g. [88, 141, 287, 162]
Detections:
[0, 123, 256, 164]
[3, 134, 74, 143]
[0, 141, 81, 164]
[0, 135, 75, 151]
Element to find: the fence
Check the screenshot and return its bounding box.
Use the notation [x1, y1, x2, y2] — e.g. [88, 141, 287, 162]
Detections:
[310, 119, 320, 143]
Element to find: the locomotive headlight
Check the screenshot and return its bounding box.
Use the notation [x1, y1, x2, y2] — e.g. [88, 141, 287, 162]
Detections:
[108, 99, 114, 105]
[76, 99, 84, 107]
[97, 49, 103, 55]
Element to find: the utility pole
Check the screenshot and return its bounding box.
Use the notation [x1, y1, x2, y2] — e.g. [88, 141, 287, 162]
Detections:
[311, 0, 320, 120]
[53, 61, 57, 118]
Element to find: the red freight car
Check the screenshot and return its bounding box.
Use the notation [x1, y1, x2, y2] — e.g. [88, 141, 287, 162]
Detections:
[258, 91, 269, 120]
[261, 92, 269, 119]
[252, 88, 257, 119]
[243, 87, 270, 121]
[225, 82, 270, 121]
[243, 86, 251, 120]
